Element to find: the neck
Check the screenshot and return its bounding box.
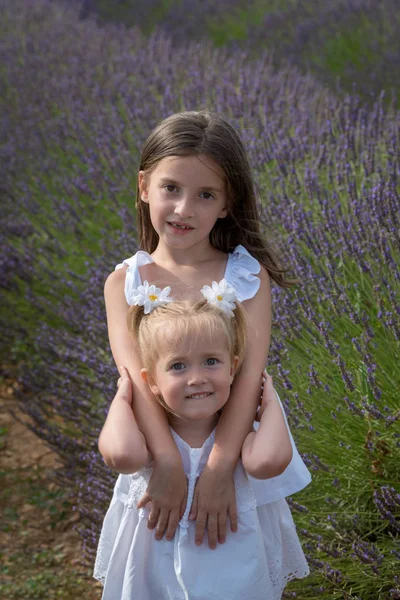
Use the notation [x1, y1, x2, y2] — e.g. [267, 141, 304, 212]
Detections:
[152, 239, 220, 268]
[168, 413, 220, 448]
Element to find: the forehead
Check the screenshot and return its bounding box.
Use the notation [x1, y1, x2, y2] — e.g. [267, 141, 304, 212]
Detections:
[150, 154, 225, 188]
[157, 321, 230, 359]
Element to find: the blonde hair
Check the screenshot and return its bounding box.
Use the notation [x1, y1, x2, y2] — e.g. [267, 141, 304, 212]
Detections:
[127, 300, 247, 412]
[136, 110, 296, 288]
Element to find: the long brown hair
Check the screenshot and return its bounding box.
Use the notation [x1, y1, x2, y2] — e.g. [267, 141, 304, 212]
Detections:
[136, 110, 294, 288]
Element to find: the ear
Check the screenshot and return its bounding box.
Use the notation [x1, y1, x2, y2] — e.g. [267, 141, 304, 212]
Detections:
[218, 206, 228, 219]
[141, 368, 160, 396]
[138, 170, 149, 203]
[229, 356, 240, 383]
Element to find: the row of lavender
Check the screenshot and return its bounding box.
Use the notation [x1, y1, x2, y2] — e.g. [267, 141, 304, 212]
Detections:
[81, 0, 400, 102]
[1, 1, 399, 597]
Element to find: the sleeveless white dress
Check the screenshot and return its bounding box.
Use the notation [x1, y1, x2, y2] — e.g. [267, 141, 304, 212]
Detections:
[94, 245, 311, 600]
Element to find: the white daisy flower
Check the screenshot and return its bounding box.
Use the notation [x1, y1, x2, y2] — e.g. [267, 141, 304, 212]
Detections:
[200, 279, 237, 317]
[131, 281, 173, 314]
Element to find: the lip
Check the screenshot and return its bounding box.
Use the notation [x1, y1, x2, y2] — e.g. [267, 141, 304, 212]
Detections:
[185, 392, 213, 399]
[167, 221, 195, 234]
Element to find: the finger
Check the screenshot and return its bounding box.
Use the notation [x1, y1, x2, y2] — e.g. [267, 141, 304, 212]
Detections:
[165, 509, 180, 541]
[189, 490, 198, 520]
[118, 377, 131, 392]
[229, 506, 238, 533]
[262, 374, 274, 399]
[180, 488, 188, 519]
[218, 512, 227, 544]
[195, 510, 207, 546]
[137, 491, 151, 509]
[207, 514, 218, 550]
[147, 506, 160, 531]
[154, 508, 169, 540]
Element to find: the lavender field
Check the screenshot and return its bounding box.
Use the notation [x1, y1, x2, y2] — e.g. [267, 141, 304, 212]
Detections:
[1, 0, 399, 598]
[82, 0, 400, 103]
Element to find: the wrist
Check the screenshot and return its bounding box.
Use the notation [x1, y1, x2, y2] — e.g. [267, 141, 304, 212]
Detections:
[206, 447, 237, 472]
[152, 447, 182, 466]
[114, 392, 132, 409]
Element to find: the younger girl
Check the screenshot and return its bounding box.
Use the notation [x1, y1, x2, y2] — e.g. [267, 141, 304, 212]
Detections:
[101, 110, 309, 548]
[94, 291, 310, 599]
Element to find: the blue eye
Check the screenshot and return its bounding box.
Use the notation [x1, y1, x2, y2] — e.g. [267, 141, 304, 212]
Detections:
[205, 358, 218, 366]
[171, 362, 185, 371]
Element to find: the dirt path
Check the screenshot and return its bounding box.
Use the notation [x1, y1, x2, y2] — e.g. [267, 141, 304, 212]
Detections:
[0, 373, 102, 599]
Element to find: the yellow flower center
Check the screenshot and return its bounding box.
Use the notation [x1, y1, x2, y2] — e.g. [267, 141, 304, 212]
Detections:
[149, 294, 158, 301]
[217, 295, 223, 301]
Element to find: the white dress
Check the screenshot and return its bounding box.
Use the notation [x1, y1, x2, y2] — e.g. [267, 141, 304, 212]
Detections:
[94, 246, 311, 600]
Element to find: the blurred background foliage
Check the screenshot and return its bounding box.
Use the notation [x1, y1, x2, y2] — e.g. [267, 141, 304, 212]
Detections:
[79, 0, 400, 103]
[1, 1, 399, 598]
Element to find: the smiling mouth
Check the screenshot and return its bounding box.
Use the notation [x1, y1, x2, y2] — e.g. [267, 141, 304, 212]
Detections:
[185, 392, 212, 399]
[168, 222, 194, 230]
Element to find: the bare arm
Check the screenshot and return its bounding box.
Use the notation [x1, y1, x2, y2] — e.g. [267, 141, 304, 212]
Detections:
[99, 367, 151, 473]
[242, 374, 292, 479]
[102, 268, 187, 540]
[103, 268, 181, 465]
[208, 267, 272, 469]
[191, 268, 272, 548]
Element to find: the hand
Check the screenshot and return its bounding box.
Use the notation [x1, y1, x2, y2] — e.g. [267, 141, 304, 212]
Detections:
[256, 371, 274, 422]
[116, 366, 133, 407]
[137, 458, 187, 541]
[189, 464, 237, 549]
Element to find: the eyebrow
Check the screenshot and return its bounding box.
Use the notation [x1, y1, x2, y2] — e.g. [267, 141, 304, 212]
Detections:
[165, 351, 227, 364]
[159, 178, 224, 193]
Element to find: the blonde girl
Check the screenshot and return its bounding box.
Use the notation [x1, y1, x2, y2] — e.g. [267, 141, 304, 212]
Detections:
[95, 294, 310, 599]
[100, 110, 308, 549]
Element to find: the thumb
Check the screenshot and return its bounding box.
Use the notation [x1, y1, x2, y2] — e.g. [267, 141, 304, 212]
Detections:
[137, 491, 151, 509]
[118, 366, 130, 379]
[262, 374, 274, 398]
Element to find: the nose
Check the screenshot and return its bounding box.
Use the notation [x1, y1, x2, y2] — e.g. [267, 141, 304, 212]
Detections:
[187, 367, 207, 386]
[174, 196, 195, 219]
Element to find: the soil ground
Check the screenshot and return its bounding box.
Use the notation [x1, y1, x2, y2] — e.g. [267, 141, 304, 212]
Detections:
[0, 374, 103, 599]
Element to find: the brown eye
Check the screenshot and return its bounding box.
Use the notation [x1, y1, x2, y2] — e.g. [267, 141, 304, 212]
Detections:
[200, 191, 214, 200]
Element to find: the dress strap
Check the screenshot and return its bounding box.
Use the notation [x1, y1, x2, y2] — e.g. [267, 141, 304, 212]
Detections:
[225, 245, 261, 302]
[115, 250, 154, 306]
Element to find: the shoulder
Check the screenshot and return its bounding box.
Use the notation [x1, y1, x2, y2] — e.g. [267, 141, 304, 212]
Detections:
[104, 265, 128, 302]
[104, 268, 129, 314]
[105, 250, 153, 306]
[105, 265, 127, 290]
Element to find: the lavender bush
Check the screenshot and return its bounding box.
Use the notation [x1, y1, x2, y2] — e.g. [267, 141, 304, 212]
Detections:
[1, 1, 399, 597]
[79, 0, 400, 102]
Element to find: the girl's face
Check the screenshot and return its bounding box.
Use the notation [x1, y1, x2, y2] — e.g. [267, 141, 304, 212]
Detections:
[139, 154, 228, 253]
[142, 327, 238, 423]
